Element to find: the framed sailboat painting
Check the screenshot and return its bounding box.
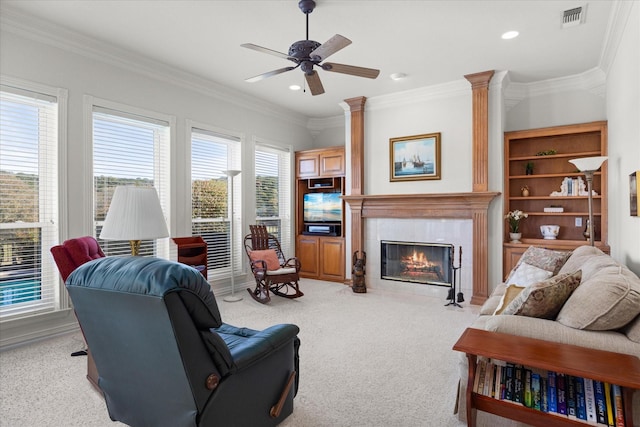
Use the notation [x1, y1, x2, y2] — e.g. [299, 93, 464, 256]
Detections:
[389, 132, 441, 182]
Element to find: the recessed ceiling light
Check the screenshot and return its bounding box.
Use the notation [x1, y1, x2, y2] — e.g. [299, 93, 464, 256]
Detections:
[390, 73, 407, 81]
[289, 84, 301, 91]
[501, 31, 519, 40]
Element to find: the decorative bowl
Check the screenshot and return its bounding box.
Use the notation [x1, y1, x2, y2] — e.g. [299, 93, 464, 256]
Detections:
[540, 225, 560, 240]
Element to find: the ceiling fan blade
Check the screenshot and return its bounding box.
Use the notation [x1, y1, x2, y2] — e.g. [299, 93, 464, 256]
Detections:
[241, 43, 291, 60]
[245, 66, 296, 83]
[322, 62, 380, 79]
[305, 71, 325, 96]
[309, 34, 352, 61]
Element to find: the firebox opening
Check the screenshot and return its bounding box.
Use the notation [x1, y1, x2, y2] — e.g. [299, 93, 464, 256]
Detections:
[380, 241, 453, 287]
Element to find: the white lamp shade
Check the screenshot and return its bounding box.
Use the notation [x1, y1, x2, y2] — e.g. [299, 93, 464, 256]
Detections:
[99, 186, 169, 240]
[569, 156, 608, 172]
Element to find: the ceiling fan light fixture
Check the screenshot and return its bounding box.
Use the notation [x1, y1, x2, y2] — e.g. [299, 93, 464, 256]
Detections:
[289, 84, 301, 91]
[501, 30, 519, 40]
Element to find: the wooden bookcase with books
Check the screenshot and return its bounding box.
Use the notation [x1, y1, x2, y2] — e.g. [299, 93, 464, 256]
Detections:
[503, 121, 609, 276]
[453, 328, 640, 427]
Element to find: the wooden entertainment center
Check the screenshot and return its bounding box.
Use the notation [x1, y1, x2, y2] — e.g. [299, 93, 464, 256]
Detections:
[295, 146, 345, 282]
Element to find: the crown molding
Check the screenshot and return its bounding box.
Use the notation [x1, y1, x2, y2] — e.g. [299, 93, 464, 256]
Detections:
[503, 67, 606, 110]
[0, 5, 309, 128]
[367, 79, 469, 112]
[599, 0, 636, 76]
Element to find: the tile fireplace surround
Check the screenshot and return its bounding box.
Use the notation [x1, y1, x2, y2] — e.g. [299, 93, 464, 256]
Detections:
[343, 192, 499, 304]
[368, 219, 472, 298]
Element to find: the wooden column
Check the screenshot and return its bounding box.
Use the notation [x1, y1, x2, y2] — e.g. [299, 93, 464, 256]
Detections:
[344, 96, 366, 257]
[464, 70, 494, 192]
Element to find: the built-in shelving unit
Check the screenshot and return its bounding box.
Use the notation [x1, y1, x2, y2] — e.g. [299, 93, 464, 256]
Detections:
[295, 146, 345, 282]
[503, 121, 609, 277]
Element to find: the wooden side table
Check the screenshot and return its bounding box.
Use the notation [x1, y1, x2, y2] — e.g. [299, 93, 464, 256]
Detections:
[453, 328, 640, 427]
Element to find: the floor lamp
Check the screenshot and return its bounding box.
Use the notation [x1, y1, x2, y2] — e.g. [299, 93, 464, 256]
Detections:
[568, 156, 607, 247]
[222, 170, 243, 302]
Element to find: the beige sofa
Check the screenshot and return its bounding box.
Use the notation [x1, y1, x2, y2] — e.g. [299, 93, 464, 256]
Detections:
[455, 245, 640, 427]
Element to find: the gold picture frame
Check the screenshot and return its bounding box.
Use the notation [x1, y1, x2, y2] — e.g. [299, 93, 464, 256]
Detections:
[390, 132, 441, 182]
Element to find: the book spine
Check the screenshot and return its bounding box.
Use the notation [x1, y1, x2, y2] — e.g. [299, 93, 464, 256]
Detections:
[612, 384, 625, 427]
[594, 380, 607, 424]
[548, 371, 558, 413]
[476, 360, 487, 394]
[575, 376, 587, 421]
[557, 373, 567, 415]
[567, 375, 577, 419]
[604, 383, 615, 427]
[505, 364, 515, 401]
[494, 363, 502, 399]
[540, 377, 549, 413]
[524, 369, 532, 408]
[514, 366, 524, 405]
[532, 372, 541, 411]
[584, 378, 598, 424]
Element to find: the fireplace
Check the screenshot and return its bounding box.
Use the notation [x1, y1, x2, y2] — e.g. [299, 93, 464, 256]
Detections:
[381, 241, 453, 287]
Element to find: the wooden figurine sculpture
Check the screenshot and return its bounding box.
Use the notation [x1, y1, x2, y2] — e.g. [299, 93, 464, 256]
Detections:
[352, 250, 367, 293]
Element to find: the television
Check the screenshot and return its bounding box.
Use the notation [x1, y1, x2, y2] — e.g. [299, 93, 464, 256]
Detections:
[303, 192, 342, 223]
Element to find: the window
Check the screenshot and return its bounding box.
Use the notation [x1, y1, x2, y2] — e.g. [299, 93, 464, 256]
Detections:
[90, 99, 171, 257]
[255, 143, 292, 255]
[190, 125, 241, 278]
[0, 82, 65, 318]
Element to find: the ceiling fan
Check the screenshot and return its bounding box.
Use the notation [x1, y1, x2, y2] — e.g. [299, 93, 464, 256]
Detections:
[241, 0, 380, 96]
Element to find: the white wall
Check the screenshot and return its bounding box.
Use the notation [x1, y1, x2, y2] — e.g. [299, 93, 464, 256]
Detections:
[605, 2, 640, 276]
[365, 81, 473, 195]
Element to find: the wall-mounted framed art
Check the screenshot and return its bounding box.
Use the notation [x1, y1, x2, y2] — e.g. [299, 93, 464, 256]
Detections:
[631, 171, 638, 216]
[389, 132, 441, 182]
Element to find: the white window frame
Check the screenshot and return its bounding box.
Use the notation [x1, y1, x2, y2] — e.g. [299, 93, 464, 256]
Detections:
[0, 76, 68, 320]
[253, 138, 293, 256]
[84, 96, 174, 258]
[187, 120, 243, 283]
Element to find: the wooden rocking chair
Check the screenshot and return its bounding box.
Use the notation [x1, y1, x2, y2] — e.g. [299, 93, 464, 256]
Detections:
[244, 225, 304, 304]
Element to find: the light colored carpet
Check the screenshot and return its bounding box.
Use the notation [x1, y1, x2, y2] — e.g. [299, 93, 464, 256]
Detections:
[0, 279, 482, 426]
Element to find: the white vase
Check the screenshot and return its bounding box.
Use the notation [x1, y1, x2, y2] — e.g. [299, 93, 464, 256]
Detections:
[509, 232, 522, 243]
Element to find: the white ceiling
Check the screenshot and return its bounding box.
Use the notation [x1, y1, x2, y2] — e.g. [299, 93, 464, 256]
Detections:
[1, 1, 613, 118]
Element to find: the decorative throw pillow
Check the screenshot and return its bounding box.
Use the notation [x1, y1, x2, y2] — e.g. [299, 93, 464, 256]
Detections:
[556, 263, 640, 331]
[505, 262, 553, 287]
[249, 249, 281, 271]
[506, 246, 571, 283]
[501, 270, 582, 319]
[493, 284, 526, 315]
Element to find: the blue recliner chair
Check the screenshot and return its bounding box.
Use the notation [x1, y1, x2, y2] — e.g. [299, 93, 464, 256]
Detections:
[66, 256, 300, 427]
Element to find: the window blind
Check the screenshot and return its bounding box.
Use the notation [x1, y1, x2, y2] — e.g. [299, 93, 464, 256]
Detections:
[0, 87, 59, 317]
[191, 128, 241, 278]
[255, 144, 292, 256]
[92, 106, 170, 258]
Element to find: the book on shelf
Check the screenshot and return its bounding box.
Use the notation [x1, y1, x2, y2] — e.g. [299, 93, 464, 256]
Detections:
[544, 206, 565, 213]
[604, 383, 615, 427]
[584, 377, 598, 424]
[612, 384, 625, 427]
[557, 373, 567, 415]
[548, 371, 558, 414]
[567, 375, 577, 419]
[505, 363, 515, 401]
[594, 380, 608, 425]
[524, 369, 533, 408]
[531, 372, 541, 411]
[575, 376, 587, 421]
[540, 376, 548, 413]
[514, 365, 524, 405]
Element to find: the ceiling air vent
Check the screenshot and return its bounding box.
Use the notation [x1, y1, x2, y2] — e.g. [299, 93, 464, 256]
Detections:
[563, 5, 587, 28]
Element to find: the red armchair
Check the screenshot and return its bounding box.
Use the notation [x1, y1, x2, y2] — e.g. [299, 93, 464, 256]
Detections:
[50, 236, 105, 389]
[50, 236, 106, 281]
